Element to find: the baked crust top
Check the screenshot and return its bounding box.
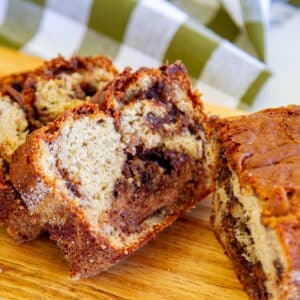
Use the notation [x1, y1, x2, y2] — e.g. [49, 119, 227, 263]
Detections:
[95, 61, 205, 118]
[210, 105, 300, 274]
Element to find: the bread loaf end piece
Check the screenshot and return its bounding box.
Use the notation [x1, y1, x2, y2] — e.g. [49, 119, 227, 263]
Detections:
[209, 106, 300, 299]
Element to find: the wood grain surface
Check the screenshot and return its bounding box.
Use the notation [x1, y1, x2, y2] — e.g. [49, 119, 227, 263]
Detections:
[0, 48, 247, 300]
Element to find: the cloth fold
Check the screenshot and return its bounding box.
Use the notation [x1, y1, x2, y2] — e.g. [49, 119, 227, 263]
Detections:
[0, 0, 283, 108]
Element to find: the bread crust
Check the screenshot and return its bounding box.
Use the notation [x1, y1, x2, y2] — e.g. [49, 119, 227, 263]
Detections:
[95, 61, 204, 119]
[209, 106, 300, 299]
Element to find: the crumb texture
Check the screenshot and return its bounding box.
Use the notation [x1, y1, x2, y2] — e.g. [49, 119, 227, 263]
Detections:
[42, 115, 126, 231]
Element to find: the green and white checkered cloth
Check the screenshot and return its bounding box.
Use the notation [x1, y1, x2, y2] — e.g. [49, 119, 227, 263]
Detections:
[0, 0, 274, 108]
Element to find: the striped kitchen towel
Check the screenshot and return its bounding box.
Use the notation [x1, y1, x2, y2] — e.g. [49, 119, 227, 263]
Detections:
[0, 0, 272, 108]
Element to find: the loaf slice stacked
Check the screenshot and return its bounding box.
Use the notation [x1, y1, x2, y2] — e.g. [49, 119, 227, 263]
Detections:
[0, 56, 118, 242]
[10, 63, 213, 278]
[209, 106, 300, 300]
[0, 92, 43, 242]
[22, 56, 118, 127]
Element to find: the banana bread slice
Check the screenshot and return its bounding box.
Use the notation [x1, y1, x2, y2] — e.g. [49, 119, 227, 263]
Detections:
[0, 56, 117, 242]
[22, 55, 117, 127]
[0, 92, 42, 242]
[10, 63, 212, 278]
[209, 106, 300, 300]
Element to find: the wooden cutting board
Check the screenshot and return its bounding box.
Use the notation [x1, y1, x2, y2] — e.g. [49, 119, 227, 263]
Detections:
[0, 47, 247, 300]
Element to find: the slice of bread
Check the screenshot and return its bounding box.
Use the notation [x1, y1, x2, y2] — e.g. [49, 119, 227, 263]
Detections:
[0, 56, 118, 242]
[22, 56, 118, 127]
[0, 93, 42, 242]
[209, 106, 300, 300]
[10, 63, 212, 278]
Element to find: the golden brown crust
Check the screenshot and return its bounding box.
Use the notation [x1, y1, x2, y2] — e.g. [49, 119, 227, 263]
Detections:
[210, 105, 300, 298]
[0, 167, 42, 243]
[211, 106, 300, 216]
[95, 61, 205, 121]
[46, 195, 191, 279]
[0, 168, 16, 226]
